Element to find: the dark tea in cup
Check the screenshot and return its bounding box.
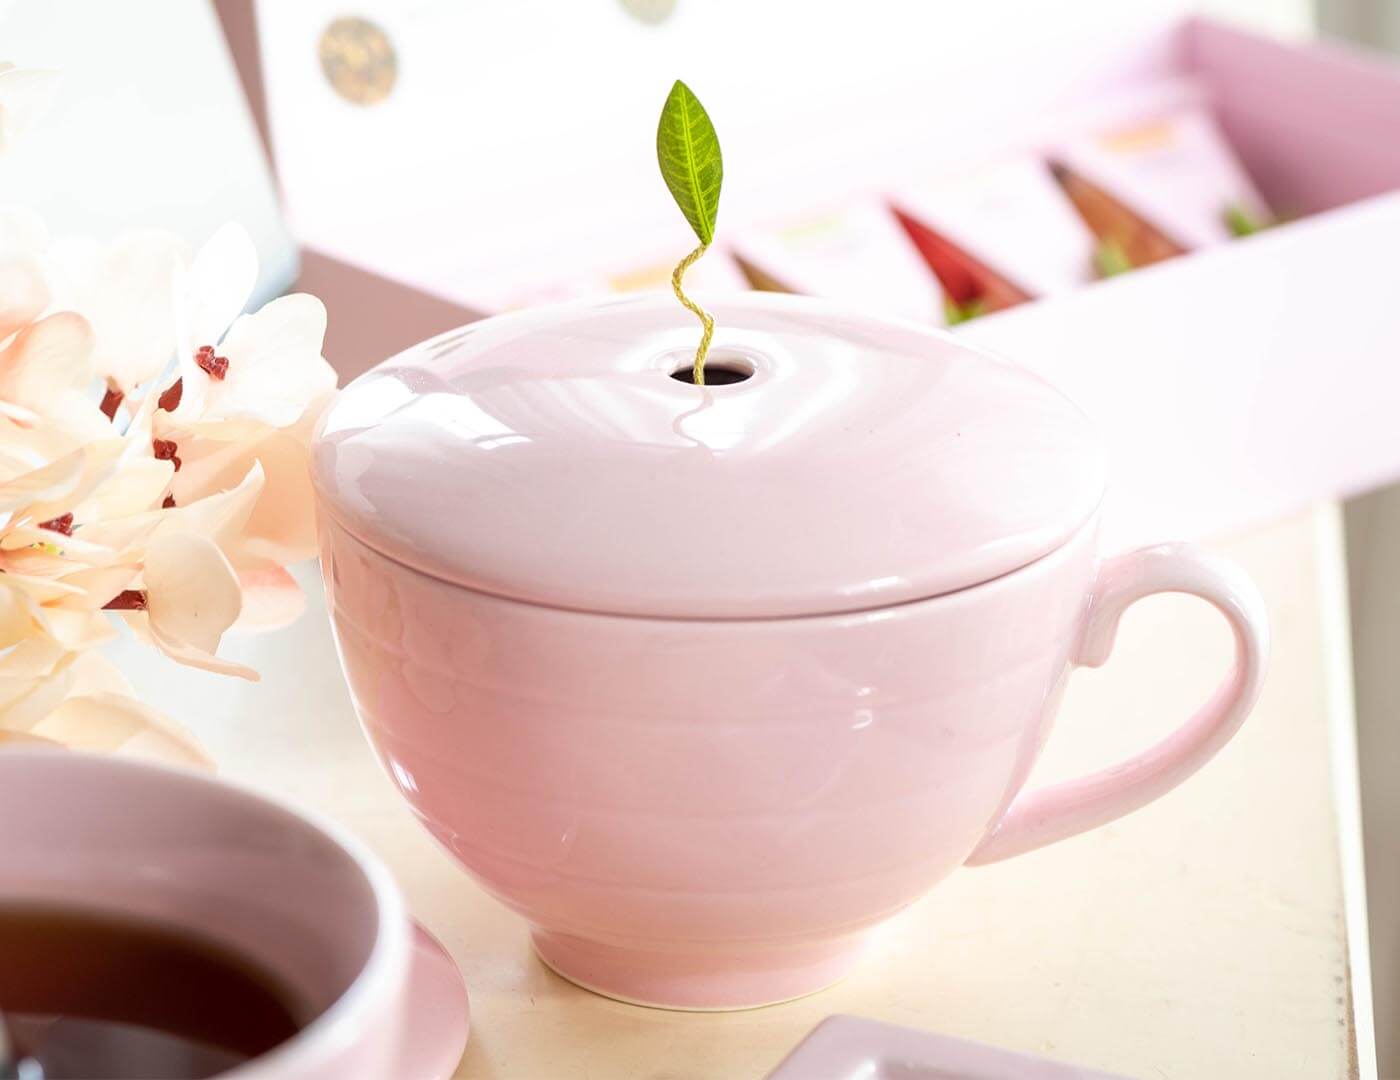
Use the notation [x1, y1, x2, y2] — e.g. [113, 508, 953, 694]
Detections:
[0, 904, 302, 1079]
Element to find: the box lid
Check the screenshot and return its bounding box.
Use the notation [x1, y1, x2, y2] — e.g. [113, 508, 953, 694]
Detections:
[311, 293, 1105, 617]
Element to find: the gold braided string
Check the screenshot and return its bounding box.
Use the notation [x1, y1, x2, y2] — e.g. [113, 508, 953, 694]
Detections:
[671, 243, 714, 386]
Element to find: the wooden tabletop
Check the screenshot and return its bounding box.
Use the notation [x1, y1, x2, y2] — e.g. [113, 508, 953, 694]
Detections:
[113, 505, 1373, 1079]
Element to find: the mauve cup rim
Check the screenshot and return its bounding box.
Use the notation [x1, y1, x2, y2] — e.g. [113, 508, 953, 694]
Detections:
[0, 748, 410, 1079]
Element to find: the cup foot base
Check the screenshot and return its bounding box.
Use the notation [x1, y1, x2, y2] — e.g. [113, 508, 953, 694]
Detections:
[530, 928, 869, 1011]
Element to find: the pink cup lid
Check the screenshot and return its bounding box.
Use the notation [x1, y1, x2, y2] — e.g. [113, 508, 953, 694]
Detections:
[312, 293, 1105, 618]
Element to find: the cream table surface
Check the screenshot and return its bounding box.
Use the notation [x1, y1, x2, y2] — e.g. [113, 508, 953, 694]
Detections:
[111, 505, 1373, 1080]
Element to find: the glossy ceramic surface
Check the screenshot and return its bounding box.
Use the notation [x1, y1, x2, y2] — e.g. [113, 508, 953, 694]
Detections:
[0, 751, 468, 1078]
[402, 924, 471, 1080]
[319, 508, 1268, 1009]
[312, 293, 1106, 618]
[766, 1015, 1129, 1079]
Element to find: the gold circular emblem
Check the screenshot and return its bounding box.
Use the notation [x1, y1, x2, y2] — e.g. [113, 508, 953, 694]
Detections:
[318, 17, 397, 106]
[618, 0, 677, 26]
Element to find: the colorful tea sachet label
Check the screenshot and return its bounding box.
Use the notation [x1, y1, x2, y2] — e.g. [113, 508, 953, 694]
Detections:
[729, 200, 947, 325]
[1047, 162, 1185, 274]
[891, 156, 1098, 317]
[605, 247, 749, 296]
[502, 249, 748, 310]
[1051, 108, 1272, 253]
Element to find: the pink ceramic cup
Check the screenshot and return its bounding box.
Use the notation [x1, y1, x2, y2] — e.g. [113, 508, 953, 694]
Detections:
[320, 513, 1267, 1011]
[0, 750, 410, 1078]
[312, 294, 1269, 1010]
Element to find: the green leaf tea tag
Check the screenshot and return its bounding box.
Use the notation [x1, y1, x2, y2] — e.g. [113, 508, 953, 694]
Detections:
[657, 80, 723, 384]
[657, 80, 723, 246]
[942, 295, 986, 326]
[1223, 202, 1267, 238]
[1093, 237, 1134, 279]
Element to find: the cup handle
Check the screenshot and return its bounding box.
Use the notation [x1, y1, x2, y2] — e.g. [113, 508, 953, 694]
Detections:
[965, 542, 1270, 866]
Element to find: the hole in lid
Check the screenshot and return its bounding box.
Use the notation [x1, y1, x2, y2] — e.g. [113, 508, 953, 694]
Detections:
[669, 358, 755, 385]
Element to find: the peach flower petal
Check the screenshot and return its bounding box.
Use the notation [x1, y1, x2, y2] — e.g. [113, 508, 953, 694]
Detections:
[33, 606, 117, 651]
[0, 654, 75, 732]
[173, 420, 319, 567]
[143, 530, 257, 680]
[0, 530, 118, 568]
[21, 437, 125, 523]
[0, 641, 68, 717]
[0, 258, 49, 340]
[70, 456, 174, 522]
[0, 579, 43, 648]
[236, 567, 305, 630]
[66, 651, 135, 698]
[154, 461, 265, 555]
[0, 448, 87, 512]
[0, 729, 61, 750]
[33, 691, 213, 770]
[0, 311, 95, 405]
[0, 570, 86, 604]
[49, 564, 140, 611]
[0, 638, 68, 680]
[52, 513, 160, 562]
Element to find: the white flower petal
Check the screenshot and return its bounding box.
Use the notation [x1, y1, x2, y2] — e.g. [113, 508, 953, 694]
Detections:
[205, 293, 334, 430]
[156, 460, 265, 553]
[168, 259, 207, 422]
[0, 258, 49, 339]
[42, 392, 117, 444]
[187, 222, 259, 347]
[47, 230, 185, 390]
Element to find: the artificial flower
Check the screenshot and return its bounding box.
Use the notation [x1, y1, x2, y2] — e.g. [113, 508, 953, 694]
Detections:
[0, 75, 334, 769]
[0, 310, 109, 438]
[44, 229, 185, 395]
[0, 205, 50, 338]
[139, 529, 255, 681]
